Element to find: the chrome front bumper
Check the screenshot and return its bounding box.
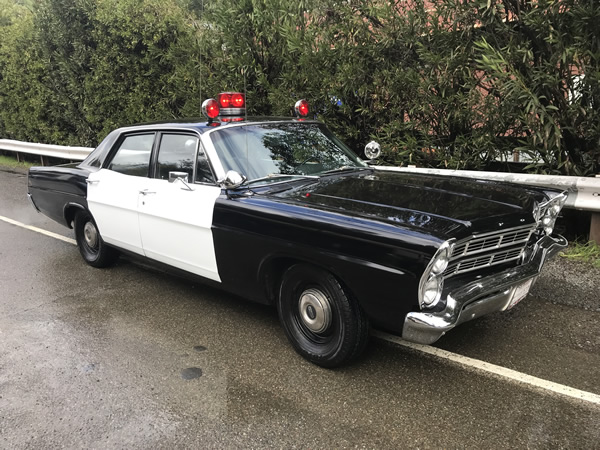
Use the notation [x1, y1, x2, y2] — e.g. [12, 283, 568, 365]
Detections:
[402, 234, 567, 345]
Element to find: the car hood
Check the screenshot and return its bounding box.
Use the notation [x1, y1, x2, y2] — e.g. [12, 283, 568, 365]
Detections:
[270, 170, 544, 239]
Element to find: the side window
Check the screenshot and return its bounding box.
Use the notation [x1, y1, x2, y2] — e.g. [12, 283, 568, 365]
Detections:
[196, 143, 215, 184]
[107, 134, 154, 177]
[156, 134, 197, 181]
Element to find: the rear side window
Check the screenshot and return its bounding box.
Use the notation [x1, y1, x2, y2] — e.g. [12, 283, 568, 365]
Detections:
[155, 134, 197, 181]
[107, 134, 155, 177]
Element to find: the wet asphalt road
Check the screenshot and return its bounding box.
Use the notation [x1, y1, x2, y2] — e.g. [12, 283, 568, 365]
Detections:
[1, 168, 599, 448]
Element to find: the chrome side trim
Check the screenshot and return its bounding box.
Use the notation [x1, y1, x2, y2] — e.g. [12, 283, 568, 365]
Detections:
[27, 193, 41, 213]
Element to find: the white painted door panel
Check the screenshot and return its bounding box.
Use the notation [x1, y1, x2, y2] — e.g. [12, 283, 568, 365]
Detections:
[86, 169, 146, 255]
[138, 178, 222, 282]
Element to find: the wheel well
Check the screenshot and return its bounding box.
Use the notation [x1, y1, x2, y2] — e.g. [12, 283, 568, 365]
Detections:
[63, 203, 86, 229]
[260, 257, 355, 306]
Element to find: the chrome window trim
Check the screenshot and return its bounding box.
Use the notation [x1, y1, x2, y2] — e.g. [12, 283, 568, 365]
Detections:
[199, 131, 226, 182]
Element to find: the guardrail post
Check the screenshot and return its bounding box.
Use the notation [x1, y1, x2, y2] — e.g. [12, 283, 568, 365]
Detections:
[591, 213, 600, 245]
[591, 174, 600, 245]
[40, 155, 49, 166]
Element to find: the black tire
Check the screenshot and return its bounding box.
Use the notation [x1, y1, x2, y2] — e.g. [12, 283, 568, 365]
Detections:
[74, 210, 118, 268]
[277, 264, 369, 368]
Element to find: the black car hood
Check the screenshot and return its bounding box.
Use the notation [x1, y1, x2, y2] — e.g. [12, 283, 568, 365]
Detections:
[270, 170, 544, 240]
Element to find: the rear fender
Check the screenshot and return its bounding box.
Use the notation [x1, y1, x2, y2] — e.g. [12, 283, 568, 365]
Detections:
[63, 202, 87, 229]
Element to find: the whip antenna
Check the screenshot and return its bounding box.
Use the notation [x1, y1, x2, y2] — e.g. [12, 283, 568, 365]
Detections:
[199, 0, 203, 109]
[244, 67, 248, 122]
[244, 67, 249, 171]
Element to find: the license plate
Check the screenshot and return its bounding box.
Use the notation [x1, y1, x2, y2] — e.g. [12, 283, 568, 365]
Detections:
[507, 278, 534, 310]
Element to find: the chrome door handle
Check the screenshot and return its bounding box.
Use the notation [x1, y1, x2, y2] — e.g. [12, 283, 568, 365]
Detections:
[139, 190, 156, 195]
[86, 179, 99, 184]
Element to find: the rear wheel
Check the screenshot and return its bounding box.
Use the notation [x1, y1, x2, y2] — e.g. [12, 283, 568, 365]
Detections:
[74, 210, 118, 268]
[277, 264, 369, 368]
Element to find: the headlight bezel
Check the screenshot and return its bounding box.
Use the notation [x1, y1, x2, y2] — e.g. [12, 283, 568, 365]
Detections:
[418, 240, 454, 310]
[421, 276, 443, 307]
[430, 244, 450, 275]
[534, 192, 567, 236]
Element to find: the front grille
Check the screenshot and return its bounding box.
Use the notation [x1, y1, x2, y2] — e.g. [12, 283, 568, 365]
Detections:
[444, 224, 535, 277]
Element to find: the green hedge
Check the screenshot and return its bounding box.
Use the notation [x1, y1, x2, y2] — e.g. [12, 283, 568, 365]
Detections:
[0, 0, 598, 175]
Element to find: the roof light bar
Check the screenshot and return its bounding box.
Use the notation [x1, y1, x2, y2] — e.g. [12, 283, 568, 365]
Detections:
[218, 92, 246, 116]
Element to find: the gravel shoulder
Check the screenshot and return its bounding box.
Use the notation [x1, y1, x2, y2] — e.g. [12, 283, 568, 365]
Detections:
[533, 254, 600, 312]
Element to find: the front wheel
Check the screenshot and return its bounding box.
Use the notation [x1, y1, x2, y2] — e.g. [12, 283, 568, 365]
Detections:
[277, 264, 369, 368]
[74, 210, 118, 268]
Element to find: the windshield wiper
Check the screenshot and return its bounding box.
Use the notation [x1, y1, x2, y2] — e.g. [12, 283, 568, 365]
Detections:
[243, 173, 320, 186]
[320, 166, 371, 175]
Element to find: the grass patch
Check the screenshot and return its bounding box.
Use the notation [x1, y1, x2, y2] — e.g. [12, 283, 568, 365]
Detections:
[0, 154, 36, 169]
[560, 241, 600, 268]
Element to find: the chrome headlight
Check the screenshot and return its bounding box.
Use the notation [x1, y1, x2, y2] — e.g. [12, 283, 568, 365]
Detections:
[431, 244, 450, 275]
[421, 276, 443, 307]
[418, 241, 453, 309]
[534, 192, 567, 235]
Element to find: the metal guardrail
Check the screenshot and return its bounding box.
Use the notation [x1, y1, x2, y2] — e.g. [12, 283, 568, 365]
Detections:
[1, 138, 599, 213]
[0, 139, 92, 161]
[377, 166, 600, 212]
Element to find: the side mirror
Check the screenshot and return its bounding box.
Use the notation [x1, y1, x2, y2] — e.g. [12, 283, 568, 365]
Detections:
[219, 170, 246, 189]
[364, 141, 381, 160]
[168, 171, 189, 183]
[169, 171, 194, 191]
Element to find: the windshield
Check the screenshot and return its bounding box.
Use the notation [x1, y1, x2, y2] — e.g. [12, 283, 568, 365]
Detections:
[209, 122, 367, 182]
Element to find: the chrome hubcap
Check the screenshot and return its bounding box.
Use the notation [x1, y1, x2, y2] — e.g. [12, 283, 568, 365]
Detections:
[299, 288, 332, 334]
[83, 222, 98, 248]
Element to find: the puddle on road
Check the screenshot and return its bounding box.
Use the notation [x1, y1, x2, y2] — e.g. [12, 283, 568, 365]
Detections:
[82, 363, 96, 373]
[181, 367, 203, 380]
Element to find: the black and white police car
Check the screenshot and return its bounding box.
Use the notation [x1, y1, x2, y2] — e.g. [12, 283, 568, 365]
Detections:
[28, 93, 567, 367]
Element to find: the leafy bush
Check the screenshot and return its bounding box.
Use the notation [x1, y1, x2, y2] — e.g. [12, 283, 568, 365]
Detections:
[85, 0, 201, 141]
[0, 0, 598, 175]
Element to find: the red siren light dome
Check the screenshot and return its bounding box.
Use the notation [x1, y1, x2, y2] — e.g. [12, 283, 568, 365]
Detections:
[202, 98, 220, 120]
[218, 92, 245, 110]
[218, 94, 231, 108]
[295, 99, 309, 117]
[231, 93, 245, 108]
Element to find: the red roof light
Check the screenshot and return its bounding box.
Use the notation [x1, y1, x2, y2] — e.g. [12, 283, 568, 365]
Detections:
[218, 93, 231, 108]
[202, 98, 220, 119]
[218, 92, 245, 110]
[231, 93, 245, 108]
[295, 99, 309, 117]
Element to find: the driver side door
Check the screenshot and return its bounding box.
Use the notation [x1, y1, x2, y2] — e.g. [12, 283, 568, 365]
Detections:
[137, 133, 222, 282]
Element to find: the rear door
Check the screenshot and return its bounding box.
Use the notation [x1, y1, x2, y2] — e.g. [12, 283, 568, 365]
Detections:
[87, 133, 155, 255]
[137, 133, 222, 282]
